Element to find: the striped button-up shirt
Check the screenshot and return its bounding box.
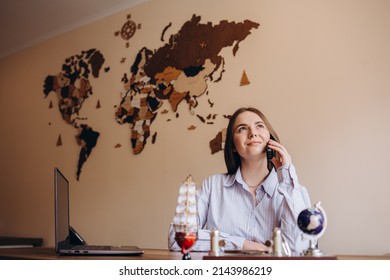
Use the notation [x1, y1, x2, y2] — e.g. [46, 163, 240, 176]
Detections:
[168, 164, 311, 255]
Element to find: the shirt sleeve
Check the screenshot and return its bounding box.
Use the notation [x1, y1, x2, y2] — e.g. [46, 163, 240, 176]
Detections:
[184, 175, 246, 251]
[277, 164, 312, 255]
[277, 164, 311, 212]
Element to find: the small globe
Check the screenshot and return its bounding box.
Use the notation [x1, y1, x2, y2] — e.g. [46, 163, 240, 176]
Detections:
[297, 207, 325, 236]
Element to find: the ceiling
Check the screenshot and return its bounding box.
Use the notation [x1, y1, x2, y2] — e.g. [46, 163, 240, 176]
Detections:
[0, 0, 147, 59]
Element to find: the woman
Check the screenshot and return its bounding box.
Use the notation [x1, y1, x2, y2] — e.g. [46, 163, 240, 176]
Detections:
[169, 107, 311, 255]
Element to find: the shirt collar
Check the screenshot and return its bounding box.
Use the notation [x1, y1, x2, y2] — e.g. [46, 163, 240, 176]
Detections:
[223, 167, 278, 197]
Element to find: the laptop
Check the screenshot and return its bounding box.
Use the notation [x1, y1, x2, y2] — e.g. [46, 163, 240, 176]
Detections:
[54, 167, 144, 256]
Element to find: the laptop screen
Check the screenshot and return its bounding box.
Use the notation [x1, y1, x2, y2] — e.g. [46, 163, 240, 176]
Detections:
[54, 167, 70, 253]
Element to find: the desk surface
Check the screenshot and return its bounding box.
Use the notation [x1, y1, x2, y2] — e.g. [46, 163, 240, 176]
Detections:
[0, 247, 389, 260]
[0, 247, 195, 260]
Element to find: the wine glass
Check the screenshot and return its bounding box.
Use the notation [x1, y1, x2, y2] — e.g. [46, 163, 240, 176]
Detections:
[174, 221, 198, 260]
[173, 175, 198, 260]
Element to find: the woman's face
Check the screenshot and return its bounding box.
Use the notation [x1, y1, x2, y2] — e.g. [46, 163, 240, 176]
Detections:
[232, 111, 271, 160]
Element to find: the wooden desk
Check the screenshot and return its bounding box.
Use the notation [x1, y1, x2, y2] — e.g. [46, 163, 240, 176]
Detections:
[0, 247, 389, 260]
[203, 254, 337, 260]
[0, 247, 205, 260]
[204, 254, 390, 260]
[336, 254, 390, 260]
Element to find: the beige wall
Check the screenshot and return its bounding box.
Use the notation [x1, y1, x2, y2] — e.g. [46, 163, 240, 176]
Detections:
[1, 0, 389, 255]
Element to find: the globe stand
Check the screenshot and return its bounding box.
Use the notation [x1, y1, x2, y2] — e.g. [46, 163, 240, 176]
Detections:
[303, 239, 324, 256]
[298, 201, 327, 257]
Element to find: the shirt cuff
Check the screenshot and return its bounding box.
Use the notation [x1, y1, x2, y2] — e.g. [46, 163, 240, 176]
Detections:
[223, 235, 246, 250]
[277, 164, 298, 187]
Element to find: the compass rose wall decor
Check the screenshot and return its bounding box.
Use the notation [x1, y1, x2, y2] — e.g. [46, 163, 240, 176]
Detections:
[114, 14, 141, 48]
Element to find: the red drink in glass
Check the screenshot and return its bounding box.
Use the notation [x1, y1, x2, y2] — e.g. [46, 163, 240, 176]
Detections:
[175, 231, 198, 259]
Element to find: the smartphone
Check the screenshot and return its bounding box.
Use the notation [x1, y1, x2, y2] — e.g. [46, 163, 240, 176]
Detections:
[266, 147, 275, 161]
[267, 135, 276, 170]
[266, 135, 276, 161]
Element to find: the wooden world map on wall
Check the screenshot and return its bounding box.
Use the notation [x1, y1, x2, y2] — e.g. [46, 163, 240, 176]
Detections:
[43, 14, 259, 180]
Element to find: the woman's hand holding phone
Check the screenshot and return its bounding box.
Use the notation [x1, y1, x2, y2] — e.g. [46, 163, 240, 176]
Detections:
[267, 139, 292, 169]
